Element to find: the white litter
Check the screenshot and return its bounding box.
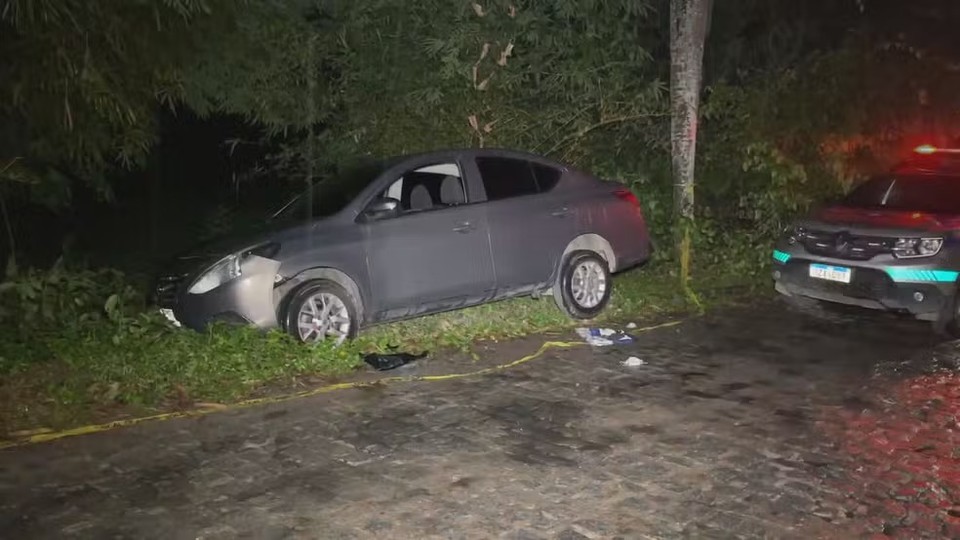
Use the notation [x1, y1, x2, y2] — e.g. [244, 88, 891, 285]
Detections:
[576, 329, 614, 346]
[626, 322, 637, 329]
[622, 356, 646, 367]
[575, 327, 634, 347]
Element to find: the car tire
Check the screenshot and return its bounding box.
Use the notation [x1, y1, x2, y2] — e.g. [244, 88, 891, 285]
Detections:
[554, 251, 612, 319]
[284, 280, 359, 345]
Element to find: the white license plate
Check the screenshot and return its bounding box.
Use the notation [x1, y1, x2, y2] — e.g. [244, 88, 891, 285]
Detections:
[809, 263, 852, 283]
[160, 308, 182, 327]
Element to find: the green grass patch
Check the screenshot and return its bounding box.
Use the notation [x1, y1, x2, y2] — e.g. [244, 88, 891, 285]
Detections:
[359, 263, 718, 352]
[0, 261, 766, 434]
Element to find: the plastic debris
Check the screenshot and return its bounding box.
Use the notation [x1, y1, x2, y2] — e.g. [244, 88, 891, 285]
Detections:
[362, 351, 427, 371]
[622, 356, 646, 367]
[575, 327, 635, 346]
[626, 322, 638, 329]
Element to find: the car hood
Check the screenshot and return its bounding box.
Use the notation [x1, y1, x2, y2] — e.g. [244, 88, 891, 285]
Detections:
[166, 219, 313, 274]
[799, 205, 960, 234]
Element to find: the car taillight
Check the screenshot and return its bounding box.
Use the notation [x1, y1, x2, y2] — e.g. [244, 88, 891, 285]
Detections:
[614, 188, 641, 213]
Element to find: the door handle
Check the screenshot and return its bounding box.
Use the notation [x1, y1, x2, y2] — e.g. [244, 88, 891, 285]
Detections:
[551, 207, 570, 218]
[452, 222, 475, 233]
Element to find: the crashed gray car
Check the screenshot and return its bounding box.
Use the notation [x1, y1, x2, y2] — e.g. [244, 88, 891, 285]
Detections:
[156, 149, 651, 344]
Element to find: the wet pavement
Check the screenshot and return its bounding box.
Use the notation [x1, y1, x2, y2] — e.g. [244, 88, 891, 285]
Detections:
[0, 302, 956, 539]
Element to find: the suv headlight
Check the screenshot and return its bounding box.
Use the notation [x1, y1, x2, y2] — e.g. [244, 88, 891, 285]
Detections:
[784, 225, 805, 245]
[893, 237, 943, 258]
[188, 243, 280, 295]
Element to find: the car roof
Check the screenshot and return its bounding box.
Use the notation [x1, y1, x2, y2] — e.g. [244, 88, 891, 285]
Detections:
[384, 148, 570, 170]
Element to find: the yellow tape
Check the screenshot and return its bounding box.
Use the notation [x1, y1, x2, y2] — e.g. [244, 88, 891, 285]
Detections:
[0, 320, 682, 450]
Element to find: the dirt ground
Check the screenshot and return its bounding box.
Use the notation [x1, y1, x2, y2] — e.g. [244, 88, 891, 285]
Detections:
[1, 302, 957, 539]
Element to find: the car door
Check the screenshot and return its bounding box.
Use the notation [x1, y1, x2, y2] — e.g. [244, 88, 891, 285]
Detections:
[362, 160, 496, 318]
[469, 155, 577, 290]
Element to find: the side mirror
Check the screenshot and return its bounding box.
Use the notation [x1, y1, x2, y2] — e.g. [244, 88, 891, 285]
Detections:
[363, 197, 400, 220]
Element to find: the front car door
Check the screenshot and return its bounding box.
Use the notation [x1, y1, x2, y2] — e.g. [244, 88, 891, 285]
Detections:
[362, 157, 496, 320]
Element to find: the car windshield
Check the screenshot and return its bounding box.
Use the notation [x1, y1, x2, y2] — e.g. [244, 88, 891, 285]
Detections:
[843, 174, 960, 214]
[270, 160, 393, 222]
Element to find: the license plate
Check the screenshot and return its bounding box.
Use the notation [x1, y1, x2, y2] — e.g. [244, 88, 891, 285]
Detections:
[159, 308, 182, 327]
[809, 263, 852, 283]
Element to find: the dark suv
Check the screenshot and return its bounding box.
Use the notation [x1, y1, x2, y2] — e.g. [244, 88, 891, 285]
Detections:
[773, 145, 960, 333]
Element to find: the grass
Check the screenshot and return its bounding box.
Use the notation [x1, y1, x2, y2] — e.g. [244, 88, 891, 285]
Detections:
[0, 261, 767, 434]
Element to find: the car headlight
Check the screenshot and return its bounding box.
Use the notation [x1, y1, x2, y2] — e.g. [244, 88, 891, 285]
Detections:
[893, 237, 943, 258]
[188, 243, 280, 295]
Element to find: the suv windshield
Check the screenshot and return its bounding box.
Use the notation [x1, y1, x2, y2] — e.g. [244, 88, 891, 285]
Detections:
[270, 160, 392, 222]
[893, 153, 960, 175]
[843, 174, 960, 214]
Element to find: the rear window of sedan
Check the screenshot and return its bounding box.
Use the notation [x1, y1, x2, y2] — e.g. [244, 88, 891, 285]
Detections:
[476, 157, 562, 201]
[844, 174, 960, 214]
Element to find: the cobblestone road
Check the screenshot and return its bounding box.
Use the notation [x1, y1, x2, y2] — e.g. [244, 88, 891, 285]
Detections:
[0, 303, 950, 539]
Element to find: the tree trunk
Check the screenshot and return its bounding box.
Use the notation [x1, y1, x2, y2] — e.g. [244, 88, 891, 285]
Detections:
[670, 0, 712, 294]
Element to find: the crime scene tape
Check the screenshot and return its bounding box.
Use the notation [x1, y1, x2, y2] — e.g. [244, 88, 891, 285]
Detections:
[0, 319, 683, 450]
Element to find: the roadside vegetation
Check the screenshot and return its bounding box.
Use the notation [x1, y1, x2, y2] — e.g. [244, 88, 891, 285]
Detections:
[2, 0, 957, 432]
[0, 257, 763, 433]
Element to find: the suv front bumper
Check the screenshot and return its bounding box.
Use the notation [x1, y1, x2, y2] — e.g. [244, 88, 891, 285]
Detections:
[772, 249, 957, 321]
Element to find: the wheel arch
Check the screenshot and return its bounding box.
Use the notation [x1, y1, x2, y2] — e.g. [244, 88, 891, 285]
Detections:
[276, 267, 366, 326]
[560, 234, 617, 274]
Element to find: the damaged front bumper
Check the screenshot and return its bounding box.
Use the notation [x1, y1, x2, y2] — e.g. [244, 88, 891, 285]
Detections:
[771, 248, 958, 321]
[168, 255, 282, 331]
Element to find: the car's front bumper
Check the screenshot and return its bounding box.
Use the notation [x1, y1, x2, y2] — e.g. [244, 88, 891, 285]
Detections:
[161, 256, 282, 331]
[771, 248, 958, 321]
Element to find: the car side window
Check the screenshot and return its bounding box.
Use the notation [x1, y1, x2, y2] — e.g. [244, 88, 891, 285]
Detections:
[375, 162, 466, 216]
[532, 163, 562, 192]
[476, 157, 540, 201]
[476, 157, 562, 200]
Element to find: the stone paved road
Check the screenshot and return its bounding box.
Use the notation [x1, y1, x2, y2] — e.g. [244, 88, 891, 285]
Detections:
[0, 303, 947, 539]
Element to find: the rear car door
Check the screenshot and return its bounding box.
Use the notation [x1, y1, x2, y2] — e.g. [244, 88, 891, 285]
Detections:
[470, 156, 577, 290]
[362, 161, 496, 318]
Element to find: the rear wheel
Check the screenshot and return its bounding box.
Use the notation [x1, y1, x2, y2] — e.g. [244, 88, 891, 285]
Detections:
[554, 251, 611, 319]
[284, 280, 359, 345]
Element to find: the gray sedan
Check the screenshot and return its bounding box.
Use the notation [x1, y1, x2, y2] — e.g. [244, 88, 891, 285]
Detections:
[156, 149, 651, 344]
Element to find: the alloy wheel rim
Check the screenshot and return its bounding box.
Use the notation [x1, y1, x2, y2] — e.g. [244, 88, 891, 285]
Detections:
[297, 292, 351, 345]
[570, 259, 607, 309]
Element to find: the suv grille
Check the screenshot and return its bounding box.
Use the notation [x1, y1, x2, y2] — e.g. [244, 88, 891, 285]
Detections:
[799, 229, 893, 261]
[782, 260, 893, 301]
[155, 272, 189, 308]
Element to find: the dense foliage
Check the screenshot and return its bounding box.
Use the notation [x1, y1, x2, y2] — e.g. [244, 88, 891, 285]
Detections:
[5, 0, 960, 262]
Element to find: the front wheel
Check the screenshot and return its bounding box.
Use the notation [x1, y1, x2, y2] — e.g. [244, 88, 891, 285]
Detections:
[553, 251, 612, 319]
[284, 280, 359, 345]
